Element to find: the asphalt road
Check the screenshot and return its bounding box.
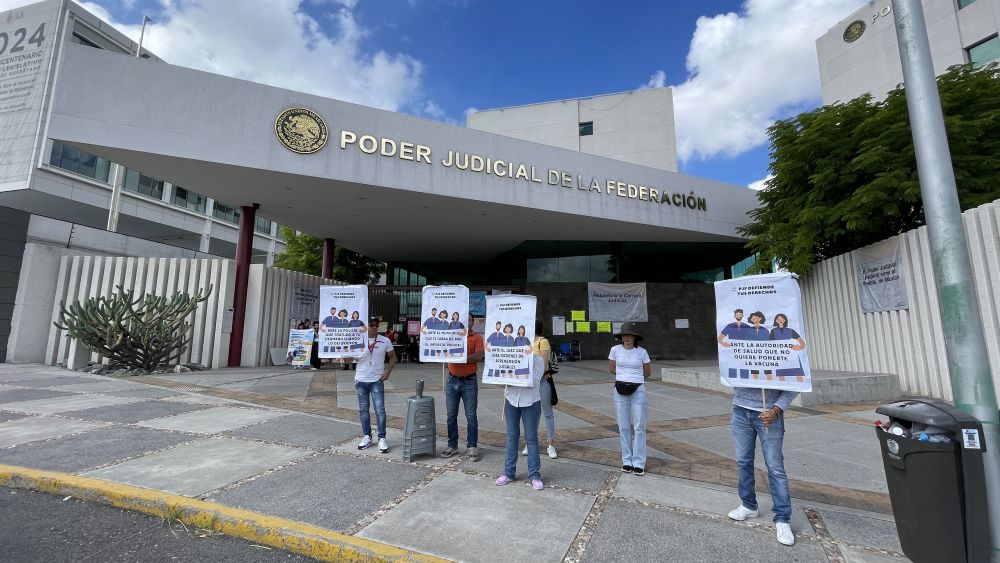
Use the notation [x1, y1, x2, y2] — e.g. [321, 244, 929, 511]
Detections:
[0, 488, 314, 562]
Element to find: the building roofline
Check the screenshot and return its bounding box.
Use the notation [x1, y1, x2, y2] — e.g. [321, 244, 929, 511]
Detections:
[469, 87, 672, 115]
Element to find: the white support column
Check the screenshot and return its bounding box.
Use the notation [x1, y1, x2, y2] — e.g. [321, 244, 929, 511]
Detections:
[106, 163, 125, 232]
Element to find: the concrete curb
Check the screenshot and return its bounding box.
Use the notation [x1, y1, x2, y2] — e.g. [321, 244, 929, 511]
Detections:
[0, 464, 448, 563]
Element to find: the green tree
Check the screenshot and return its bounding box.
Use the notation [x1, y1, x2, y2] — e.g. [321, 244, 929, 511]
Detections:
[740, 64, 1000, 275]
[273, 227, 386, 284]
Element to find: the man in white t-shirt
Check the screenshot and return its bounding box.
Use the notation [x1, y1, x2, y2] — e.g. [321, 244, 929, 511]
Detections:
[355, 316, 397, 453]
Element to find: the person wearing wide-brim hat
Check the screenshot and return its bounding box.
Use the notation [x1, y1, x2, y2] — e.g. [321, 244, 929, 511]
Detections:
[608, 322, 652, 476]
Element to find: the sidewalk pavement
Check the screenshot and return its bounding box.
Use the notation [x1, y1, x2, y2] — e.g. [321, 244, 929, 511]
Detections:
[0, 361, 909, 562]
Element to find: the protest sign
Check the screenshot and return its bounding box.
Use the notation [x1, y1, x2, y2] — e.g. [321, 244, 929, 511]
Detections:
[854, 237, 909, 313]
[419, 285, 470, 362]
[714, 273, 811, 392]
[317, 285, 367, 358]
[587, 282, 648, 321]
[483, 294, 536, 387]
[285, 329, 313, 366]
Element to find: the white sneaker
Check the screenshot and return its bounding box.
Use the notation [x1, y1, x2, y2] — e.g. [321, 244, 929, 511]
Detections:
[727, 505, 758, 521]
[776, 522, 795, 546]
[547, 445, 558, 459]
[521, 446, 527, 456]
[378, 437, 389, 453]
[357, 435, 372, 450]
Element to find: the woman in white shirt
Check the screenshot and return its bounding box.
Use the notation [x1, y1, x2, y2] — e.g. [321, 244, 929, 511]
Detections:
[496, 354, 546, 490]
[608, 323, 652, 476]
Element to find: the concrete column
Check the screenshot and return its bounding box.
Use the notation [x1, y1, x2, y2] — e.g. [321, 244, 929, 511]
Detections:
[322, 238, 335, 280]
[227, 203, 258, 367]
[106, 163, 125, 232]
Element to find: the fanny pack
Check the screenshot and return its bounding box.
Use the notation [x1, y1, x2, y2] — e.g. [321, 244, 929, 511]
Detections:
[614, 381, 641, 396]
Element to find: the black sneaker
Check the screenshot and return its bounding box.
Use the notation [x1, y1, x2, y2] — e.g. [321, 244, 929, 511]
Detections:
[632, 467, 645, 476]
[622, 465, 633, 473]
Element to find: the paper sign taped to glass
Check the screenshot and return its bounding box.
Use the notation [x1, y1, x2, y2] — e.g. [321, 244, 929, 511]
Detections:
[317, 285, 368, 358]
[419, 285, 469, 363]
[714, 273, 812, 392]
[483, 294, 536, 387]
[286, 329, 314, 366]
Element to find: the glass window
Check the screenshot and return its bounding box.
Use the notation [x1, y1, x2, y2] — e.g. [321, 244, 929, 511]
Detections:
[968, 35, 1000, 67]
[527, 255, 613, 282]
[123, 168, 164, 199]
[70, 32, 100, 48]
[579, 121, 594, 136]
[255, 216, 273, 235]
[213, 202, 240, 223]
[171, 186, 206, 213]
[958, 0, 977, 8]
[48, 141, 111, 182]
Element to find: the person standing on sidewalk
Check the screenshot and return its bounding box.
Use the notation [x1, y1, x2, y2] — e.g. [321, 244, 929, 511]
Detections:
[441, 313, 484, 462]
[727, 387, 798, 546]
[309, 321, 322, 371]
[608, 323, 651, 476]
[523, 319, 557, 459]
[355, 316, 397, 454]
[496, 353, 545, 490]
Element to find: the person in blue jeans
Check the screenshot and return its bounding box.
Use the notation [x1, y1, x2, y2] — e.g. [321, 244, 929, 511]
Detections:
[441, 314, 484, 462]
[727, 387, 798, 546]
[608, 323, 652, 475]
[496, 354, 545, 490]
[354, 317, 397, 454]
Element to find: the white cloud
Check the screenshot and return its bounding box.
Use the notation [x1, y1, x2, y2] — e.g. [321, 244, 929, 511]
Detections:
[640, 70, 666, 90]
[670, 0, 867, 162]
[75, 0, 426, 113]
[747, 174, 773, 191]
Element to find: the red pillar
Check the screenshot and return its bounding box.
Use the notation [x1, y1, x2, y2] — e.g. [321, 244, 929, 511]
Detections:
[322, 238, 335, 280]
[227, 203, 258, 367]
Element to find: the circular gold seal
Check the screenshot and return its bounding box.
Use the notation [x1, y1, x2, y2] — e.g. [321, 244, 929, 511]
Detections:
[275, 108, 328, 154]
[843, 20, 866, 43]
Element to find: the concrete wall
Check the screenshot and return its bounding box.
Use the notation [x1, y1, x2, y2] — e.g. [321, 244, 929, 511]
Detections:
[467, 89, 678, 172]
[528, 282, 716, 361]
[801, 199, 1000, 401]
[817, 0, 1000, 105]
[0, 208, 29, 361]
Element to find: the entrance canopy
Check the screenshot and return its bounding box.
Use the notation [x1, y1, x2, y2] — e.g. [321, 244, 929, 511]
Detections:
[44, 46, 760, 262]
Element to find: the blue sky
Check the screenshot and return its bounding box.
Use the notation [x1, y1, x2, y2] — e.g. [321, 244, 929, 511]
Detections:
[52, 0, 867, 187]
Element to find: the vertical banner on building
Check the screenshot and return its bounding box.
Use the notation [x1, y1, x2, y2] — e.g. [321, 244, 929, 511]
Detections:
[483, 294, 536, 387]
[587, 282, 648, 321]
[289, 282, 319, 322]
[0, 2, 61, 189]
[285, 329, 314, 366]
[853, 237, 909, 313]
[317, 285, 367, 358]
[714, 273, 812, 392]
[419, 285, 469, 363]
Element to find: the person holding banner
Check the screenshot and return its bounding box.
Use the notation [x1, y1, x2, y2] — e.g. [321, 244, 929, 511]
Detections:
[728, 386, 798, 546]
[441, 313, 484, 462]
[496, 353, 545, 490]
[354, 317, 397, 454]
[608, 323, 651, 476]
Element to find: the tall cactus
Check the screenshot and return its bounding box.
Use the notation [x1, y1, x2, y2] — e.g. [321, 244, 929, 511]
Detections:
[55, 285, 213, 373]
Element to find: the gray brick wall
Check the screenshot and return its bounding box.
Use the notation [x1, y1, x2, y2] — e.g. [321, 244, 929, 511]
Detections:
[527, 282, 717, 361]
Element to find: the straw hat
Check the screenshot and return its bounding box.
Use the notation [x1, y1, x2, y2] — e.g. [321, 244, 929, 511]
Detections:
[614, 322, 643, 342]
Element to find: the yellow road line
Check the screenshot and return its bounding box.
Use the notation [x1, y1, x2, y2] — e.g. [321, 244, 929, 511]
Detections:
[0, 464, 448, 563]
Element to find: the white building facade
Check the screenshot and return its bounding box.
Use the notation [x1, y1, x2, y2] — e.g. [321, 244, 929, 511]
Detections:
[467, 89, 678, 173]
[816, 0, 1000, 105]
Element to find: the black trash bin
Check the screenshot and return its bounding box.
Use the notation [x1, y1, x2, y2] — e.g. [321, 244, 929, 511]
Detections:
[875, 399, 989, 563]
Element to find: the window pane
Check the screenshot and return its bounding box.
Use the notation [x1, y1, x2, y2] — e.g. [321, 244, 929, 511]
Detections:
[579, 121, 594, 136]
[77, 151, 97, 178]
[590, 254, 614, 282]
[969, 36, 1000, 67]
[527, 258, 560, 282]
[213, 203, 239, 223]
[61, 144, 80, 172]
[958, 0, 977, 8]
[255, 216, 272, 234]
[124, 169, 139, 191]
[49, 141, 63, 166]
[95, 158, 110, 182]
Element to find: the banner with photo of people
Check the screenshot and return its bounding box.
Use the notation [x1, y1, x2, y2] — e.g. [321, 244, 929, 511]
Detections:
[285, 329, 314, 366]
[317, 285, 368, 358]
[714, 273, 812, 393]
[419, 285, 470, 363]
[483, 294, 536, 387]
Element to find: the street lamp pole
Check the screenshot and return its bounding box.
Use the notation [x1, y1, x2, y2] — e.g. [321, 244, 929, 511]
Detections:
[136, 15, 150, 58]
[891, 0, 1000, 559]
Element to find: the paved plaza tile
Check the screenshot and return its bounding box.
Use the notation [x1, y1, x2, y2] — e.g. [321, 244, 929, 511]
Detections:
[98, 386, 184, 399]
[161, 394, 236, 406]
[61, 400, 214, 424]
[224, 413, 358, 449]
[329, 435, 455, 467]
[572, 436, 682, 462]
[357, 470, 595, 563]
[582, 499, 826, 562]
[81, 437, 310, 496]
[0, 411, 26, 423]
[458, 449, 613, 492]
[210, 453, 433, 531]
[54, 380, 153, 394]
[2, 426, 194, 473]
[0, 388, 78, 404]
[0, 417, 108, 448]
[9, 376, 99, 388]
[0, 394, 149, 415]
[135, 406, 287, 434]
[818, 508, 902, 553]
